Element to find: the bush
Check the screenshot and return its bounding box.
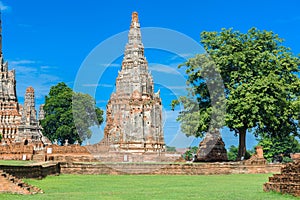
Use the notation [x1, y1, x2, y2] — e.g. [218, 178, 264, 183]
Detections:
[166, 146, 176, 152]
[227, 145, 254, 161]
[258, 136, 300, 163]
[183, 146, 198, 161]
[282, 156, 293, 163]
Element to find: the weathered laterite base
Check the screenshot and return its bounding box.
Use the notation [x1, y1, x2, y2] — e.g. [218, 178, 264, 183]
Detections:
[0, 170, 43, 195]
[264, 161, 300, 197]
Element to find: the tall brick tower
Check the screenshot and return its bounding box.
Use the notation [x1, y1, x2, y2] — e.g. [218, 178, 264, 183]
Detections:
[103, 12, 165, 153]
[0, 14, 22, 143]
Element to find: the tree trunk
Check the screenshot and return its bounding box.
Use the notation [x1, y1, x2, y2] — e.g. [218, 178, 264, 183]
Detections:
[237, 129, 246, 161]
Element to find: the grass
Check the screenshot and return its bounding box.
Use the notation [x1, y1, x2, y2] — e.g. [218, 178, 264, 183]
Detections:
[0, 160, 35, 166]
[0, 174, 297, 200]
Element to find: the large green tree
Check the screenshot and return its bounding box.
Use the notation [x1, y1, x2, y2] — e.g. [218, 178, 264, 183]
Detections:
[41, 82, 103, 145]
[175, 28, 300, 160]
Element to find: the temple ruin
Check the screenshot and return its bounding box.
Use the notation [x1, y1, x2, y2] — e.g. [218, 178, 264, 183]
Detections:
[102, 12, 165, 153]
[0, 15, 47, 146]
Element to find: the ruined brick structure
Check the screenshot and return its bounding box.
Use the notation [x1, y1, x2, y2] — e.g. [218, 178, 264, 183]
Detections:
[264, 161, 300, 197]
[0, 16, 21, 142]
[0, 170, 42, 194]
[0, 15, 47, 146]
[38, 104, 45, 121]
[195, 129, 228, 162]
[18, 87, 49, 144]
[102, 12, 165, 153]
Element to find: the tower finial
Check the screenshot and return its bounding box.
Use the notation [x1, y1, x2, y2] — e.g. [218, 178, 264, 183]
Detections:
[132, 12, 139, 23]
[130, 12, 140, 29]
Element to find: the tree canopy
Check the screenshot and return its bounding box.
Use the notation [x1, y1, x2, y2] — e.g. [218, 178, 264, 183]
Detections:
[258, 135, 300, 163]
[41, 82, 103, 145]
[175, 28, 300, 160]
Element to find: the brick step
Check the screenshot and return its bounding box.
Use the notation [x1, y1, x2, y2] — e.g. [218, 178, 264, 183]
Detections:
[269, 174, 300, 183]
[281, 162, 300, 174]
[264, 161, 300, 197]
[264, 182, 300, 195]
[0, 170, 43, 194]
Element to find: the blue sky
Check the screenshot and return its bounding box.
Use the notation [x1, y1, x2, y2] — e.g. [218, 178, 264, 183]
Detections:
[1, 0, 300, 148]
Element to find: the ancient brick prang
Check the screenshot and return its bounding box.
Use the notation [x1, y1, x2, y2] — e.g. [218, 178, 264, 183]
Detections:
[102, 12, 165, 153]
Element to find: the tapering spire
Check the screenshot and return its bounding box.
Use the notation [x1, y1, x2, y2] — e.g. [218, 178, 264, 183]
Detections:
[0, 11, 2, 56]
[103, 12, 165, 153]
[0, 11, 7, 72]
[123, 12, 146, 67]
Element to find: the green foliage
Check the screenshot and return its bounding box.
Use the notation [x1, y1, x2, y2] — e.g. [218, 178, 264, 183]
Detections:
[0, 160, 35, 166]
[175, 27, 300, 160]
[41, 82, 103, 145]
[282, 157, 293, 163]
[227, 145, 253, 161]
[227, 145, 238, 161]
[258, 136, 300, 163]
[183, 146, 198, 161]
[166, 146, 176, 152]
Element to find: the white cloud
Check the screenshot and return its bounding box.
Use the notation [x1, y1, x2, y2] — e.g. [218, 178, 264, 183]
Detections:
[167, 85, 188, 90]
[82, 83, 114, 87]
[40, 65, 56, 70]
[96, 100, 108, 104]
[99, 63, 120, 68]
[9, 60, 61, 100]
[170, 53, 194, 61]
[9, 60, 37, 66]
[0, 1, 10, 11]
[12, 66, 38, 73]
[149, 65, 180, 75]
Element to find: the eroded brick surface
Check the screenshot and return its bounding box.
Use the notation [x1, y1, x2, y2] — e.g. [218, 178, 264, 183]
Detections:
[264, 161, 300, 196]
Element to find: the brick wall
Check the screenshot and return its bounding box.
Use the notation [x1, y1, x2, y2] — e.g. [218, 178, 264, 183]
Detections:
[60, 162, 282, 175]
[0, 144, 34, 160]
[0, 163, 60, 179]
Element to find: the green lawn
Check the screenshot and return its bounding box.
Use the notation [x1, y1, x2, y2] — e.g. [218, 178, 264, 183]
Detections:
[0, 174, 297, 200]
[0, 160, 35, 166]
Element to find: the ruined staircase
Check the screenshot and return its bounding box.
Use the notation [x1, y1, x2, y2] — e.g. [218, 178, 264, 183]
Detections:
[264, 161, 300, 196]
[0, 170, 43, 195]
